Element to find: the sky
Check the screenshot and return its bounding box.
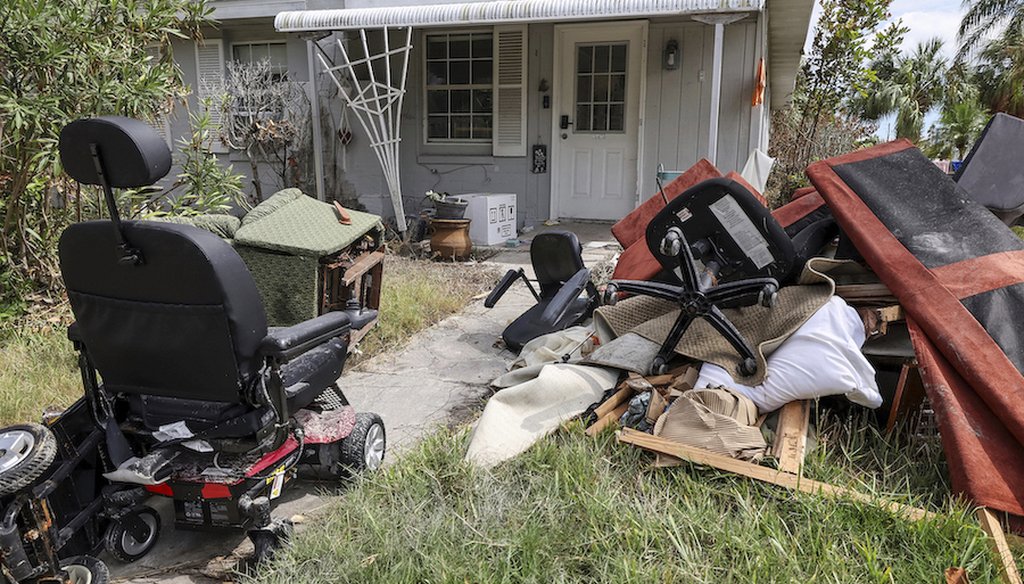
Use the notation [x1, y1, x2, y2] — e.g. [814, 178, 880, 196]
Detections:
[806, 0, 966, 139]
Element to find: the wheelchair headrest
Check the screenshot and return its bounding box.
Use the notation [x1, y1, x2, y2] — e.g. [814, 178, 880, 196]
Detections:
[59, 117, 171, 188]
[530, 231, 585, 293]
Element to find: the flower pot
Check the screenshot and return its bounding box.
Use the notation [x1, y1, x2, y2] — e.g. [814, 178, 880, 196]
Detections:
[433, 198, 468, 220]
[429, 219, 473, 261]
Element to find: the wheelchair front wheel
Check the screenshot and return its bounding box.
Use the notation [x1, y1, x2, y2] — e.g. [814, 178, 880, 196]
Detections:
[103, 506, 161, 563]
[60, 555, 110, 584]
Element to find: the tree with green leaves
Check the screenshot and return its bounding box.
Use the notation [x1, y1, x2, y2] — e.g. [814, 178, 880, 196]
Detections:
[792, 0, 905, 168]
[973, 30, 1024, 118]
[0, 0, 212, 316]
[766, 0, 903, 202]
[854, 38, 949, 143]
[926, 97, 990, 160]
[959, 0, 1024, 59]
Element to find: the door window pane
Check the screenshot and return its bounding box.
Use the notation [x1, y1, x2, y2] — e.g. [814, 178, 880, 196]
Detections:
[574, 42, 627, 134]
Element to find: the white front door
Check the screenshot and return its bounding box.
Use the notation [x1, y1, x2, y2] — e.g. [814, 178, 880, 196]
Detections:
[552, 22, 646, 221]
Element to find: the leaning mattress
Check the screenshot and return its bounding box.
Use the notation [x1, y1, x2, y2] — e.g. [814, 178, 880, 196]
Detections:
[807, 140, 1024, 528]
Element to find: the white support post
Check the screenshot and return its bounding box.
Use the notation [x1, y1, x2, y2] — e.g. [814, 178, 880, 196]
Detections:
[307, 40, 326, 201]
[694, 14, 746, 166]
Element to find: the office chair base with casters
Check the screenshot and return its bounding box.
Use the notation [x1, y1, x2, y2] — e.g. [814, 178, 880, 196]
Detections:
[605, 178, 794, 377]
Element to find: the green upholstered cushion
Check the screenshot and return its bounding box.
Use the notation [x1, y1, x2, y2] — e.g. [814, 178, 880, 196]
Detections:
[151, 213, 241, 239]
[235, 189, 383, 256]
[235, 246, 319, 326]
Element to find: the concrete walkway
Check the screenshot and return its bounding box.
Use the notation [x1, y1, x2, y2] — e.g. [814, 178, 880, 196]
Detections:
[111, 223, 619, 583]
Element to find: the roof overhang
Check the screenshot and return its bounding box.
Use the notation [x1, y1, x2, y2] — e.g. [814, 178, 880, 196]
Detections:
[275, 0, 764, 32]
[767, 0, 815, 109]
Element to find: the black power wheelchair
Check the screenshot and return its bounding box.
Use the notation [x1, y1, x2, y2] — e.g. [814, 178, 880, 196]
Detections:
[0, 117, 385, 583]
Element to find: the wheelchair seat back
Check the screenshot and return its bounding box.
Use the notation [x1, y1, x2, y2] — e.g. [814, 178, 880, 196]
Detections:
[58, 116, 268, 405]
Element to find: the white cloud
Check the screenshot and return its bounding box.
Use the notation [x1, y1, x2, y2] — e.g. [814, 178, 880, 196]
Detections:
[893, 10, 962, 59]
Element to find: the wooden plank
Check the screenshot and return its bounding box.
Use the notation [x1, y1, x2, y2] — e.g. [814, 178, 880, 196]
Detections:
[617, 428, 931, 521]
[366, 259, 384, 310]
[594, 386, 634, 419]
[886, 363, 926, 433]
[977, 508, 1023, 584]
[586, 402, 629, 437]
[773, 400, 810, 475]
[643, 374, 676, 386]
[835, 283, 898, 304]
[342, 250, 385, 287]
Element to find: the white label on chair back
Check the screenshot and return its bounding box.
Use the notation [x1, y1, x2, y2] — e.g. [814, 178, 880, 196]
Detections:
[709, 195, 774, 269]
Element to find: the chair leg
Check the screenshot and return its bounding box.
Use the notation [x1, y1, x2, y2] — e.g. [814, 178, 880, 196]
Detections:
[704, 306, 759, 376]
[706, 278, 778, 308]
[652, 311, 696, 375]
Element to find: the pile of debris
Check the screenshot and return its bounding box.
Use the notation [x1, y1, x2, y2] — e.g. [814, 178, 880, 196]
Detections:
[468, 113, 1024, 583]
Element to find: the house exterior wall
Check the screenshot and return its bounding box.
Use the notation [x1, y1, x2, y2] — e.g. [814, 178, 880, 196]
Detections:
[639, 17, 762, 199]
[341, 16, 765, 228]
[162, 3, 772, 226]
[162, 23, 313, 202]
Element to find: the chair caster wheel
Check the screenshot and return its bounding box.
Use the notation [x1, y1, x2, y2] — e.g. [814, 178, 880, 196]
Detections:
[660, 227, 683, 257]
[738, 358, 757, 377]
[759, 284, 778, 308]
[602, 284, 619, 306]
[652, 357, 669, 376]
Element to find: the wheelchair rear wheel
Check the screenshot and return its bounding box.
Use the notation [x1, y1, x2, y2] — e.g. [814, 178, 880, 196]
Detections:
[0, 423, 57, 497]
[339, 413, 386, 473]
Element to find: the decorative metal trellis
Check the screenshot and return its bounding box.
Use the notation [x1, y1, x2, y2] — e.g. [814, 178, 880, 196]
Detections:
[315, 27, 412, 232]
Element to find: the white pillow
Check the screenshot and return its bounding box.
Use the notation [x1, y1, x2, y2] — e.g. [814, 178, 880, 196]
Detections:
[695, 296, 882, 414]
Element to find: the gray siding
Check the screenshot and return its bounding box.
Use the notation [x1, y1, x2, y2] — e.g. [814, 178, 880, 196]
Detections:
[337, 24, 553, 226]
[639, 18, 759, 200]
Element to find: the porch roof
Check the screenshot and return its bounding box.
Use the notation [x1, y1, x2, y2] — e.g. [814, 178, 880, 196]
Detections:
[274, 0, 764, 32]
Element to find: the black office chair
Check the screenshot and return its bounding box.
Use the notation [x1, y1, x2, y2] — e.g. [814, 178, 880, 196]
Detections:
[485, 231, 599, 351]
[605, 178, 795, 376]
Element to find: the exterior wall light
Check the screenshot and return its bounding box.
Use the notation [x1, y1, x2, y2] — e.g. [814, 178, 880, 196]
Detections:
[664, 39, 680, 70]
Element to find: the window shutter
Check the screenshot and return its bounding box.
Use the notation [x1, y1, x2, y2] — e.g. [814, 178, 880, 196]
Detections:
[194, 39, 225, 128]
[492, 25, 527, 157]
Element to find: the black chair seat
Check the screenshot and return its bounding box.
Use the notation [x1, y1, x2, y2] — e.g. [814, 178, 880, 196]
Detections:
[485, 231, 599, 350]
[502, 296, 593, 352]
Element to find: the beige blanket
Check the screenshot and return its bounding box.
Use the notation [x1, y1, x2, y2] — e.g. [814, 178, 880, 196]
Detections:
[466, 364, 619, 468]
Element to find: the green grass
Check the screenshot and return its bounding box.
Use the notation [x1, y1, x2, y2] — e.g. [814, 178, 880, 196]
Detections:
[0, 255, 498, 426]
[349, 254, 499, 366]
[0, 325, 81, 426]
[252, 413, 1018, 583]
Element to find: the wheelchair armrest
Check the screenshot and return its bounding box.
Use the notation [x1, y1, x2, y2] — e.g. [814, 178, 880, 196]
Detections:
[485, 269, 524, 308]
[261, 312, 351, 364]
[344, 307, 378, 330]
[539, 268, 591, 327]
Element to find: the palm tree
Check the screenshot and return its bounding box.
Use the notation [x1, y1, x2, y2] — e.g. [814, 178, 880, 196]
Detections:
[854, 39, 948, 143]
[959, 0, 1024, 60]
[974, 30, 1024, 117]
[928, 98, 990, 160]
